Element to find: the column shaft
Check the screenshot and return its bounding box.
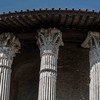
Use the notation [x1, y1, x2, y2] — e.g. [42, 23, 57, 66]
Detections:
[89, 48, 100, 100]
[0, 57, 11, 100]
[38, 54, 57, 100]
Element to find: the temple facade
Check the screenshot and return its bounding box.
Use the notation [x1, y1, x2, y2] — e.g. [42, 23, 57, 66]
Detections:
[0, 8, 100, 100]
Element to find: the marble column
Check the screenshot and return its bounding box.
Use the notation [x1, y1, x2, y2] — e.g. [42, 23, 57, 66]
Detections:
[81, 32, 100, 100]
[0, 33, 21, 100]
[37, 28, 63, 100]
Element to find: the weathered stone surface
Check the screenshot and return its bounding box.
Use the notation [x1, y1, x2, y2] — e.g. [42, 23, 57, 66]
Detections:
[82, 32, 100, 100]
[37, 28, 63, 100]
[0, 33, 20, 100]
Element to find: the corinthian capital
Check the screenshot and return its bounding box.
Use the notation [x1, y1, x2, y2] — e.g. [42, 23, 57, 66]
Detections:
[37, 28, 64, 55]
[81, 32, 100, 66]
[81, 31, 100, 49]
[0, 33, 21, 57]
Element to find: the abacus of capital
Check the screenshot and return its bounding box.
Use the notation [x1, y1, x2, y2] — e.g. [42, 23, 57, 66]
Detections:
[82, 32, 100, 100]
[0, 33, 21, 100]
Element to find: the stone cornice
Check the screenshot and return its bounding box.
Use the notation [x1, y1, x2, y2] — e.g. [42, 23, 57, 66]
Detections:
[0, 8, 100, 32]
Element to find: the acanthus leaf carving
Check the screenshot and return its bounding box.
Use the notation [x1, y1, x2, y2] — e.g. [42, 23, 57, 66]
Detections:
[0, 33, 21, 58]
[81, 31, 100, 49]
[81, 31, 100, 67]
[37, 28, 64, 57]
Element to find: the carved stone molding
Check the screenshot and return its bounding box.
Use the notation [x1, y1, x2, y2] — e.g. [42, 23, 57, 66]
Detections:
[0, 33, 21, 57]
[81, 31, 100, 49]
[37, 28, 64, 58]
[81, 31, 100, 66]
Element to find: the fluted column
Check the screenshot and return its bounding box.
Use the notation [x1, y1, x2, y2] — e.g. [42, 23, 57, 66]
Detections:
[81, 32, 100, 100]
[0, 33, 21, 100]
[37, 28, 63, 100]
